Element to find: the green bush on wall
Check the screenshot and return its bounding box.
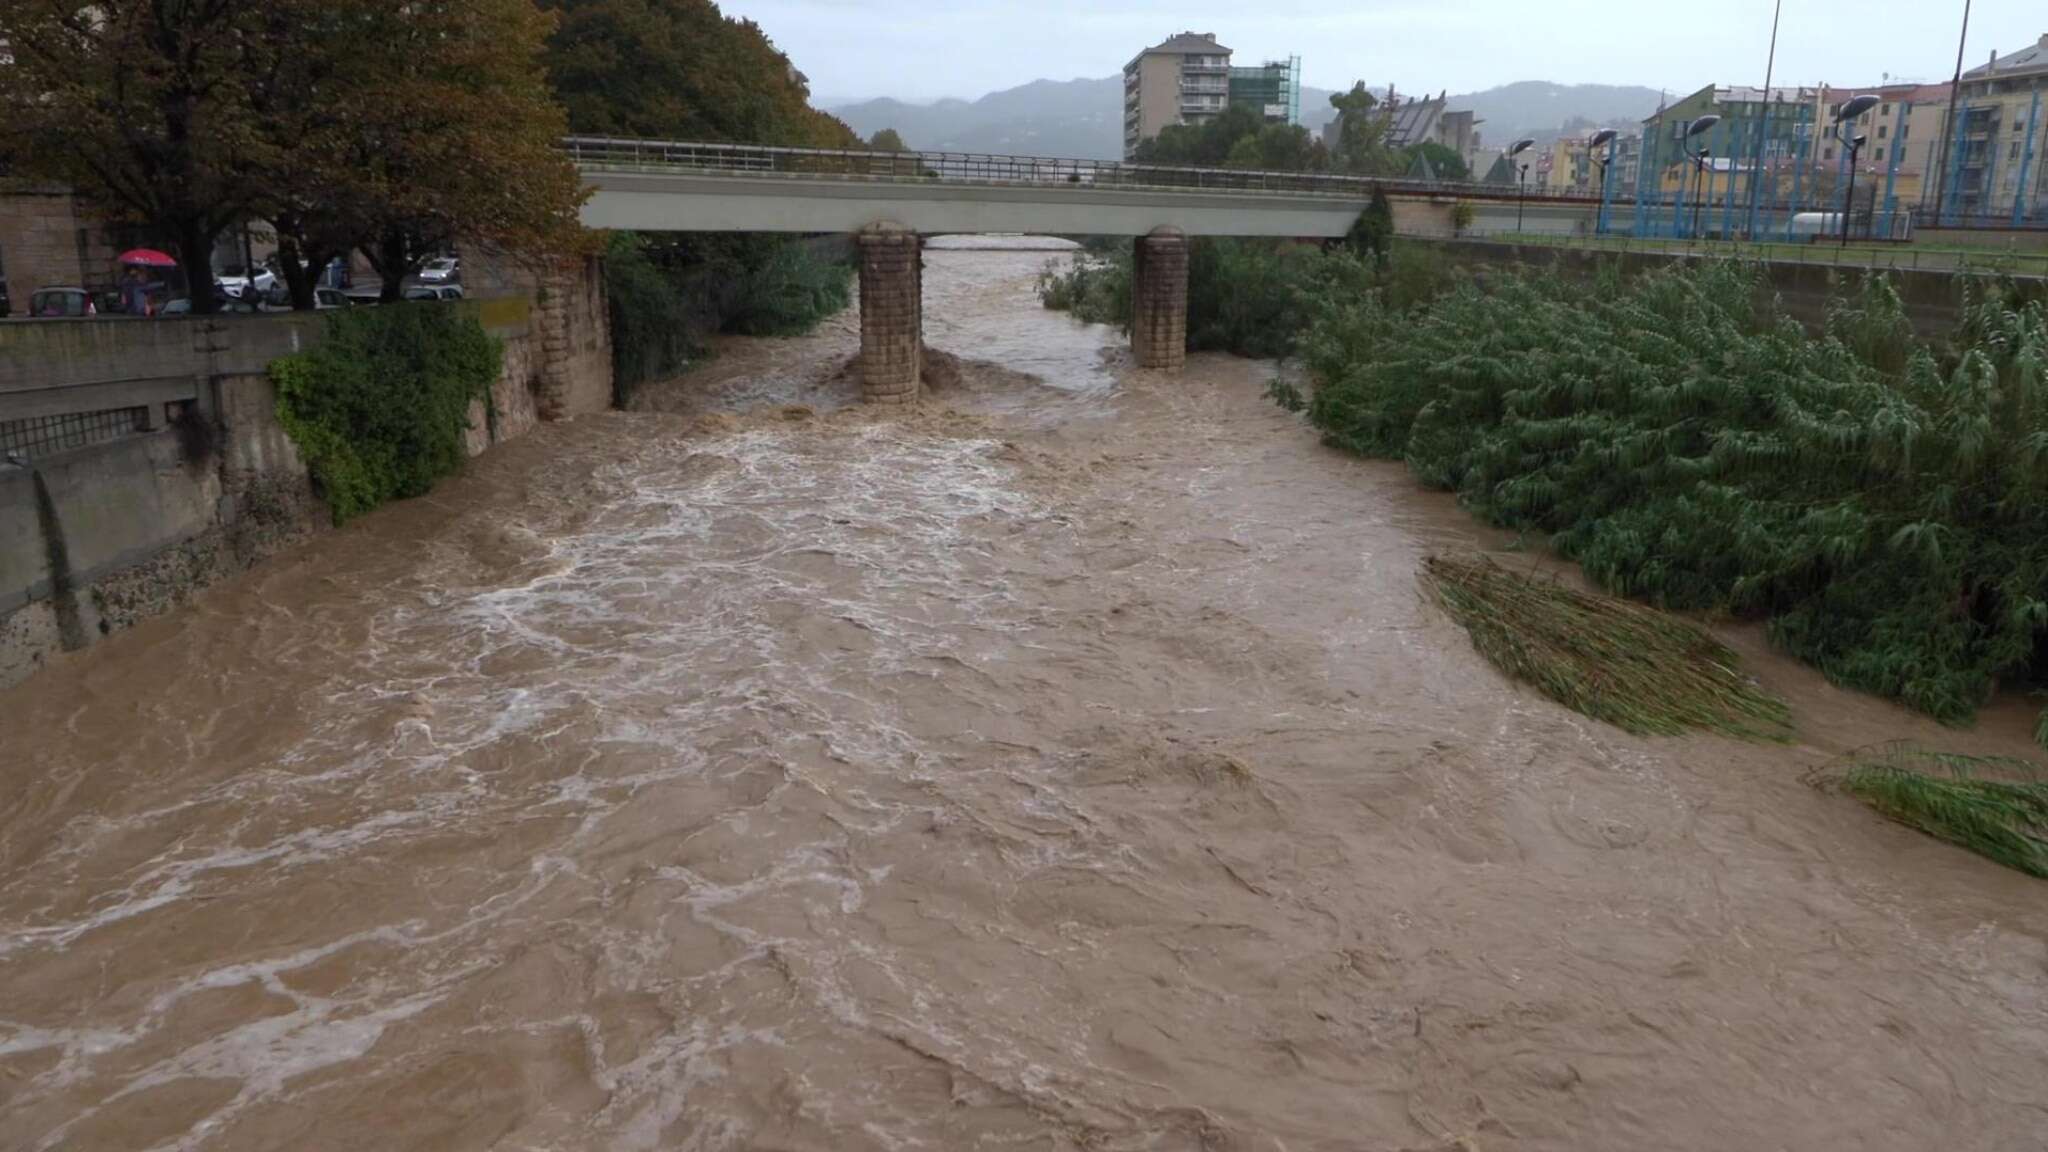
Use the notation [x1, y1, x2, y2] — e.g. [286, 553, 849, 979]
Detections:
[271, 305, 502, 524]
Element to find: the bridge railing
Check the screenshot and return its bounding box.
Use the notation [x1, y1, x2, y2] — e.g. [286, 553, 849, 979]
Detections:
[561, 136, 1612, 205]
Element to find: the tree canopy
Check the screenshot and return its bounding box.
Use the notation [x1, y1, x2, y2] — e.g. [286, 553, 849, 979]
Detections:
[0, 0, 588, 311]
[1405, 141, 1470, 181]
[1325, 84, 1401, 176]
[541, 0, 857, 147]
[0, 0, 295, 309]
[1137, 105, 1326, 171]
[868, 128, 909, 152]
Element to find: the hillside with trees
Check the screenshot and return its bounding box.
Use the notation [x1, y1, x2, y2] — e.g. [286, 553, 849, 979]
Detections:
[541, 0, 857, 146]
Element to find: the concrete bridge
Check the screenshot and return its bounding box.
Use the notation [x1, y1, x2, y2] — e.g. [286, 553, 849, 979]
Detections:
[569, 137, 1594, 400]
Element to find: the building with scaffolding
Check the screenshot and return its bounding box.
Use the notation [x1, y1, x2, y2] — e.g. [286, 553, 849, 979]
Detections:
[1228, 57, 1302, 127]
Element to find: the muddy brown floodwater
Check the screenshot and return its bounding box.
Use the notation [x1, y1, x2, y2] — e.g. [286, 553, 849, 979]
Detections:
[3, 240, 2046, 1151]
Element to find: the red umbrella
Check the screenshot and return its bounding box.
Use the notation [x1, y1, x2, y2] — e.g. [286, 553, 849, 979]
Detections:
[117, 249, 179, 268]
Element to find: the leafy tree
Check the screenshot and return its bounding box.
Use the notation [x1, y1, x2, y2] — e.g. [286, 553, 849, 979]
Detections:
[1346, 185, 1395, 267]
[869, 128, 909, 151]
[1138, 105, 1325, 172]
[0, 0, 588, 312]
[542, 0, 857, 147]
[1327, 83, 1401, 177]
[1405, 141, 1470, 181]
[0, 0, 302, 312]
[340, 0, 589, 302]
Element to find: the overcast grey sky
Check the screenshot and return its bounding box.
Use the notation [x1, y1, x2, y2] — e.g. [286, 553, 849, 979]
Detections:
[719, 1, 2042, 105]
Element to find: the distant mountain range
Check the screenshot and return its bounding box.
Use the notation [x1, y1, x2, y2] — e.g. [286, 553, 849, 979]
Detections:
[830, 79, 1666, 160]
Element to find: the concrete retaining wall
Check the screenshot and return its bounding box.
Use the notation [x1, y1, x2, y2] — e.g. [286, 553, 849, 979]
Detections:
[0, 261, 613, 687]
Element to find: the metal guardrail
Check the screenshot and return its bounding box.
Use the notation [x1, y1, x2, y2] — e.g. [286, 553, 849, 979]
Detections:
[561, 136, 1618, 205]
[562, 136, 2048, 244]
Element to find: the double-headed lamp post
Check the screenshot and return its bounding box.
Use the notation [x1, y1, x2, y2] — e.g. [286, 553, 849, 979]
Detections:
[1589, 128, 1618, 235]
[1833, 93, 1881, 246]
[1684, 114, 1720, 239]
[1509, 138, 1536, 232]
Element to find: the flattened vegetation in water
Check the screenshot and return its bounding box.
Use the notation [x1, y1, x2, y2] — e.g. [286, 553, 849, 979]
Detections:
[1423, 554, 1792, 741]
[1819, 744, 2048, 878]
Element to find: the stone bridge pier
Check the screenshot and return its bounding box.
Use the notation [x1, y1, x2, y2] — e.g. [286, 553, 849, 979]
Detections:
[856, 222, 924, 404]
[1132, 226, 1189, 371]
[855, 221, 1193, 404]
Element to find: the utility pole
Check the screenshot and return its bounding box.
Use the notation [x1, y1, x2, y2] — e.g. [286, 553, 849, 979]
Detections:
[1933, 0, 1972, 225]
[1749, 0, 1783, 238]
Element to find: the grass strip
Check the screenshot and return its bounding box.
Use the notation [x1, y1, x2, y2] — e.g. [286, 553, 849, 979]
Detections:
[1422, 553, 1792, 741]
[1823, 744, 2048, 878]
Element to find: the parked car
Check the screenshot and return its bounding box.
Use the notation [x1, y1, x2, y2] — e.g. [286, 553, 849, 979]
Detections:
[159, 294, 263, 316]
[315, 287, 350, 310]
[215, 265, 278, 299]
[403, 285, 465, 302]
[29, 288, 96, 317]
[417, 256, 460, 284]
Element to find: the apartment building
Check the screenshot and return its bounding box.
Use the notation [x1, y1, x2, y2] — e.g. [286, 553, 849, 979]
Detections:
[1929, 34, 2048, 222]
[1814, 83, 1949, 212]
[1123, 33, 1234, 159]
[1641, 84, 1823, 202]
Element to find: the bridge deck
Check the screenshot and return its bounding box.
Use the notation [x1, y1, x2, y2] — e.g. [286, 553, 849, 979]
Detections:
[567, 136, 1590, 238]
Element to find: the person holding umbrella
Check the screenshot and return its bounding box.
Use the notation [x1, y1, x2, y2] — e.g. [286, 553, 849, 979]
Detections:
[117, 248, 179, 316]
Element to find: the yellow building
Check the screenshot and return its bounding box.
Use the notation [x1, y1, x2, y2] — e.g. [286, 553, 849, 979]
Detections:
[1928, 34, 2048, 221]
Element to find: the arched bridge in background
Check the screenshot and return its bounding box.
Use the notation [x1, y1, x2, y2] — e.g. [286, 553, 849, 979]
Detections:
[566, 136, 1597, 401]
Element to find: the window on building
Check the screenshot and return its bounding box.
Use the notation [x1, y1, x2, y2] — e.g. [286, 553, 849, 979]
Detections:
[2018, 119, 2027, 132]
[1876, 146, 1887, 161]
[1880, 103, 1891, 115]
[2014, 142, 2023, 160]
[1877, 125, 1887, 139]
[1823, 146, 1835, 160]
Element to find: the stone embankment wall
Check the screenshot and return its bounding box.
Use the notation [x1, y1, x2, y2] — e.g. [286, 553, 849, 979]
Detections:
[0, 258, 612, 687]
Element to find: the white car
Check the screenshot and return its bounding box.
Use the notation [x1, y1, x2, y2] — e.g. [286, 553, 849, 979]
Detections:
[215, 267, 277, 299]
[403, 285, 465, 302]
[417, 257, 460, 284]
[314, 287, 349, 309]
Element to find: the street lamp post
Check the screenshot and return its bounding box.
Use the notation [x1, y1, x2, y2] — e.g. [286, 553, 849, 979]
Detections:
[1693, 148, 1713, 238]
[1833, 94, 1881, 246]
[1934, 0, 1973, 226]
[1509, 138, 1536, 232]
[1683, 115, 1720, 239]
[1590, 129, 1618, 235]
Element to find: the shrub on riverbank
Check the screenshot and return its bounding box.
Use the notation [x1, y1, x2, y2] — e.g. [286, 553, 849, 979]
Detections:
[1040, 239, 1422, 360]
[722, 241, 853, 336]
[272, 306, 501, 524]
[602, 232, 854, 400]
[604, 232, 702, 405]
[1037, 249, 1132, 328]
[1294, 260, 2048, 738]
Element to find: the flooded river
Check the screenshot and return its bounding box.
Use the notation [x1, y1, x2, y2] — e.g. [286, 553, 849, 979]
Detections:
[3, 241, 2045, 1150]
